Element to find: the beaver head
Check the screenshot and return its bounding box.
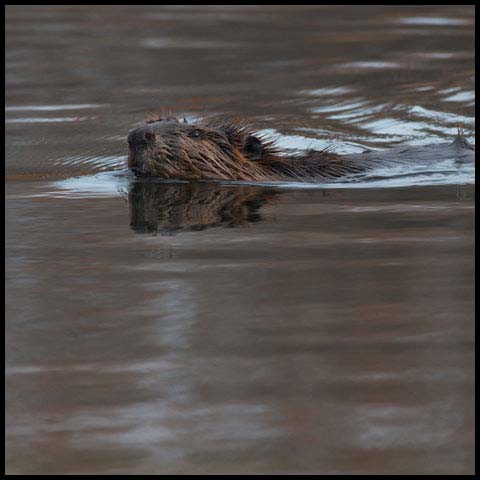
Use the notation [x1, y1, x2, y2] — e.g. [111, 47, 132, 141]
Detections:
[127, 115, 279, 181]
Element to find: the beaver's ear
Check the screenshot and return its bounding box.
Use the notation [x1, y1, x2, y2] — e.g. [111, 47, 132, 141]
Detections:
[244, 135, 263, 161]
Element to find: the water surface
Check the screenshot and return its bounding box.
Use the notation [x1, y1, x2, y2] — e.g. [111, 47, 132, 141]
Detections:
[5, 5, 475, 475]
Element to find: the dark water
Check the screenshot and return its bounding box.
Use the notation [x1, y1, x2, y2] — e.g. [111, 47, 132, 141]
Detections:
[5, 5, 475, 475]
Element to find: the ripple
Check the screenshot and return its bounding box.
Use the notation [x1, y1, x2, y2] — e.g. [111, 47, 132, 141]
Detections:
[408, 105, 474, 126]
[327, 104, 386, 122]
[413, 52, 455, 60]
[5, 116, 89, 123]
[397, 17, 471, 26]
[302, 86, 354, 97]
[415, 86, 435, 92]
[337, 61, 400, 70]
[59, 154, 127, 169]
[44, 171, 131, 199]
[257, 128, 331, 152]
[311, 100, 369, 114]
[358, 117, 462, 142]
[5, 104, 103, 112]
[142, 37, 239, 49]
[443, 91, 475, 103]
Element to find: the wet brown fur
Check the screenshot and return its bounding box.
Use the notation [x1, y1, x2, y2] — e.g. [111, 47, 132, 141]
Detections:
[128, 114, 474, 182]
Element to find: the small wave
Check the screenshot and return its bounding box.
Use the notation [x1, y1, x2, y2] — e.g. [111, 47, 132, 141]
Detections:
[45, 155, 474, 200]
[397, 17, 471, 26]
[337, 61, 401, 70]
[443, 91, 475, 103]
[5, 117, 90, 123]
[302, 87, 354, 97]
[5, 104, 103, 112]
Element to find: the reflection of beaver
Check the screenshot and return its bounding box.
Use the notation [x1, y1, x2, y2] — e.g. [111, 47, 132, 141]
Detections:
[127, 114, 475, 181]
[128, 181, 278, 234]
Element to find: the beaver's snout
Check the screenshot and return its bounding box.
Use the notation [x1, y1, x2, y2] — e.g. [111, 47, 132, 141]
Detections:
[128, 125, 158, 174]
[127, 125, 156, 149]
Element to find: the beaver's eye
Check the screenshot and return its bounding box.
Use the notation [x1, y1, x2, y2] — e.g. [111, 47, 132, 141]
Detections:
[244, 135, 263, 161]
[190, 129, 201, 139]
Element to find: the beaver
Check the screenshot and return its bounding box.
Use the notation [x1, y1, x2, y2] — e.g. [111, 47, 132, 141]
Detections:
[127, 114, 475, 182]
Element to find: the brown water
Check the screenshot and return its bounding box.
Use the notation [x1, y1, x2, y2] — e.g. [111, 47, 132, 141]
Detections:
[5, 5, 475, 475]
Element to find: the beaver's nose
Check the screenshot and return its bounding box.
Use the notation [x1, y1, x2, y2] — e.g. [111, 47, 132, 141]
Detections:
[127, 125, 156, 148]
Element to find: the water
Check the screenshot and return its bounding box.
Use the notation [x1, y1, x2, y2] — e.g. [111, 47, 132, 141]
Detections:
[5, 5, 475, 475]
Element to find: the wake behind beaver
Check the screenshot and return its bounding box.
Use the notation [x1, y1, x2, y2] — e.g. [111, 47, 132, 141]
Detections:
[127, 114, 475, 182]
